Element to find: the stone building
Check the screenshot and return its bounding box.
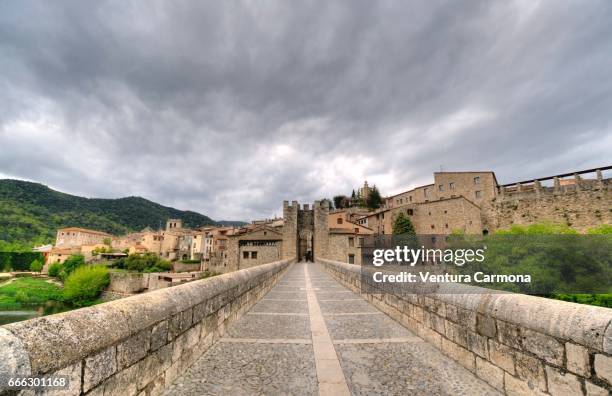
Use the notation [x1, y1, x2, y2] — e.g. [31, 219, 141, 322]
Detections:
[55, 227, 112, 248]
[361, 167, 610, 236]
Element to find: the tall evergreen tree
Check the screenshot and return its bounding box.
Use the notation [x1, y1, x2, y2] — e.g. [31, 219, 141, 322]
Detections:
[392, 213, 416, 235]
[367, 185, 383, 209]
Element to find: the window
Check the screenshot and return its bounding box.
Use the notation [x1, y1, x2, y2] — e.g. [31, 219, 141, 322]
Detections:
[444, 210, 447, 214]
[428, 211, 432, 216]
[337, 218, 343, 224]
[407, 209, 413, 215]
[354, 228, 359, 233]
[243, 251, 249, 259]
[474, 176, 480, 185]
[449, 182, 455, 190]
[445, 224, 449, 228]
[348, 237, 354, 247]
[475, 190, 482, 198]
[439, 184, 444, 191]
[359, 238, 364, 247]
[251, 251, 257, 259]
[409, 196, 412, 202]
[431, 225, 435, 229]
[348, 254, 355, 264]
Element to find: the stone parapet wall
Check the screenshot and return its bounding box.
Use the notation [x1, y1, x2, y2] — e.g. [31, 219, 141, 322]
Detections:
[0, 258, 294, 396]
[319, 259, 612, 395]
[484, 182, 611, 233]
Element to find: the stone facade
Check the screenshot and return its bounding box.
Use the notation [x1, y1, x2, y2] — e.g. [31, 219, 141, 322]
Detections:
[362, 168, 610, 235]
[484, 180, 611, 233]
[55, 227, 112, 248]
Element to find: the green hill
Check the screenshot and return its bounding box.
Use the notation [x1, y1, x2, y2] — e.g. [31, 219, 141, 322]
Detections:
[0, 179, 242, 248]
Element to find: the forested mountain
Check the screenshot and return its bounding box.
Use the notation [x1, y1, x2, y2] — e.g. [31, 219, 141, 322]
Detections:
[0, 179, 244, 248]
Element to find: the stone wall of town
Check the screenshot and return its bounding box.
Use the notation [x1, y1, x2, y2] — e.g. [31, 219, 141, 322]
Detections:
[238, 242, 282, 269]
[326, 234, 363, 265]
[0, 259, 294, 396]
[107, 272, 149, 294]
[484, 180, 611, 233]
[319, 259, 612, 395]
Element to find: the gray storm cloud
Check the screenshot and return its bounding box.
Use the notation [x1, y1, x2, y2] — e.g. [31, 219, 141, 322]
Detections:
[0, 0, 611, 220]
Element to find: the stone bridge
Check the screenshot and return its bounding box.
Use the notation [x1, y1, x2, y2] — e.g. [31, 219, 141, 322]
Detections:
[1, 259, 611, 395]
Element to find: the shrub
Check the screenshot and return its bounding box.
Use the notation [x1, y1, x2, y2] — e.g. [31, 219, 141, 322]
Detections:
[48, 263, 63, 278]
[61, 255, 85, 280]
[29, 259, 43, 273]
[112, 253, 172, 273]
[587, 224, 612, 234]
[63, 266, 110, 307]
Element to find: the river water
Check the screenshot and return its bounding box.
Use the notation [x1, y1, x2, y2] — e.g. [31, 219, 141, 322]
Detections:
[0, 300, 70, 325]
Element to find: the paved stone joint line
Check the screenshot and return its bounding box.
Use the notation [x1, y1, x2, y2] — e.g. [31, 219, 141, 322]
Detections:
[323, 312, 384, 316]
[304, 264, 351, 396]
[247, 312, 308, 316]
[220, 337, 312, 344]
[333, 337, 423, 344]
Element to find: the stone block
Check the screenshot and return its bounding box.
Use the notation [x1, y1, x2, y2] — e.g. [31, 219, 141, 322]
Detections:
[136, 351, 165, 390]
[144, 373, 165, 396]
[489, 339, 515, 374]
[521, 329, 564, 366]
[83, 346, 117, 392]
[412, 306, 424, 322]
[441, 338, 476, 372]
[594, 354, 612, 385]
[168, 309, 192, 341]
[418, 326, 442, 350]
[445, 303, 458, 322]
[476, 357, 504, 391]
[456, 307, 476, 331]
[99, 363, 139, 396]
[514, 350, 547, 392]
[585, 380, 609, 396]
[497, 320, 522, 350]
[117, 330, 150, 370]
[47, 361, 81, 396]
[150, 320, 169, 351]
[566, 342, 591, 377]
[545, 366, 583, 396]
[504, 372, 547, 396]
[431, 313, 446, 335]
[191, 302, 207, 323]
[468, 331, 489, 359]
[476, 314, 496, 338]
[431, 299, 446, 317]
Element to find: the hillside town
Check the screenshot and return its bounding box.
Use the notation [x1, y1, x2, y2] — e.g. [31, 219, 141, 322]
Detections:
[34, 167, 610, 274]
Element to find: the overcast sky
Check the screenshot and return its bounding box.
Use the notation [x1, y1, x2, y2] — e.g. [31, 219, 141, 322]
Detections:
[1, 1, 611, 221]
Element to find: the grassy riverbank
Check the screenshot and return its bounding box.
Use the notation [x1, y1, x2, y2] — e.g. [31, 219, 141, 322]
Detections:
[0, 277, 63, 310]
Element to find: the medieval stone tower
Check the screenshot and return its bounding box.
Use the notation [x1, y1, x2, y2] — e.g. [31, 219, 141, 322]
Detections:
[282, 200, 329, 261]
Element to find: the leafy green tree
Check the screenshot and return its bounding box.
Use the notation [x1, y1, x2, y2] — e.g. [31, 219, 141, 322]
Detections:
[61, 255, 85, 280]
[333, 195, 351, 209]
[112, 253, 172, 273]
[366, 185, 383, 209]
[63, 265, 110, 307]
[392, 213, 416, 235]
[29, 259, 43, 273]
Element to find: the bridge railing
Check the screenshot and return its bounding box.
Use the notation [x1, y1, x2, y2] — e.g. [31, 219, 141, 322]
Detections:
[318, 258, 612, 395]
[0, 258, 294, 395]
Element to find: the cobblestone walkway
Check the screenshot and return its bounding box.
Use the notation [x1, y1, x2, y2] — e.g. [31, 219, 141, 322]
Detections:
[163, 263, 500, 395]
